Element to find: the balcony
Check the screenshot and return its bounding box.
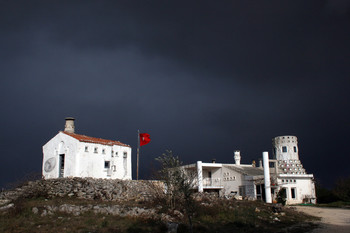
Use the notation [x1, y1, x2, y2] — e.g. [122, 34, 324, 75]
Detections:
[203, 178, 223, 188]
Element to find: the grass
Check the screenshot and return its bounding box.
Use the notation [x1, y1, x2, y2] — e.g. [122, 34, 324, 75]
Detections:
[316, 201, 350, 208]
[0, 196, 320, 233]
[189, 199, 318, 233]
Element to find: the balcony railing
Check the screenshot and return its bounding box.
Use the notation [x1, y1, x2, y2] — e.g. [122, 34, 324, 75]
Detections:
[203, 178, 222, 187]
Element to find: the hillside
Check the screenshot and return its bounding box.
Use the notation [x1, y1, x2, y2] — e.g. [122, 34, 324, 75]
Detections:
[0, 178, 319, 233]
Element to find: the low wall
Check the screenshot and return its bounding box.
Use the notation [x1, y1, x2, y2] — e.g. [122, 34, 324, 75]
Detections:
[0, 178, 157, 203]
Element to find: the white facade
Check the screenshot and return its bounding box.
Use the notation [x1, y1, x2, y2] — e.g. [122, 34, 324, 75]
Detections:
[42, 118, 132, 180]
[183, 159, 265, 199]
[182, 135, 316, 205]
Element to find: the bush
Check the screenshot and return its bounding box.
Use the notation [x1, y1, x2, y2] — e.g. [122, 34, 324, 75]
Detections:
[333, 177, 350, 202]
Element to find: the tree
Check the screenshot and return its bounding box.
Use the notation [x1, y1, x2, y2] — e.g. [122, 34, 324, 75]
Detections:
[276, 188, 286, 206]
[333, 176, 350, 202]
[154, 150, 196, 232]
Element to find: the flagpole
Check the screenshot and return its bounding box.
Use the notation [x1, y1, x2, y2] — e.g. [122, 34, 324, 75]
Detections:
[137, 129, 140, 180]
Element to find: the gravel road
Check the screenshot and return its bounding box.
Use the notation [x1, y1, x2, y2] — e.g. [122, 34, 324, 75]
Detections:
[295, 206, 350, 233]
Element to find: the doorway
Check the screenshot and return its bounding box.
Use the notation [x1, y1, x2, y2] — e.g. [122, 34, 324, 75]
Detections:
[59, 154, 65, 177]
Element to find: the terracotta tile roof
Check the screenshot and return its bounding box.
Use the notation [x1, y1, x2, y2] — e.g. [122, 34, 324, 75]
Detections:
[62, 131, 131, 147]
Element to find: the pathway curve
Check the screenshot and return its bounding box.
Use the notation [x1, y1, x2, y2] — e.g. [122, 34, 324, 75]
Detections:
[295, 206, 350, 233]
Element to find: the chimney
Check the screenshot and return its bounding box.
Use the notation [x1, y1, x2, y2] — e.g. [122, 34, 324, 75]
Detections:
[252, 160, 256, 167]
[64, 117, 75, 133]
[212, 159, 216, 163]
[234, 150, 241, 165]
[259, 159, 263, 168]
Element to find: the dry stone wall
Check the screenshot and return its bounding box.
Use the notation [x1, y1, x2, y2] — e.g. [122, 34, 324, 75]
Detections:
[0, 178, 156, 203]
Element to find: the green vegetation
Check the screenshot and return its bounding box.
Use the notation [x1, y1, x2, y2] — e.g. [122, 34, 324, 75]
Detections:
[316, 176, 350, 207]
[154, 150, 197, 232]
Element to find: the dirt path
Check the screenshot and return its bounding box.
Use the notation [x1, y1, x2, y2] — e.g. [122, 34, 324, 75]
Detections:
[295, 206, 350, 233]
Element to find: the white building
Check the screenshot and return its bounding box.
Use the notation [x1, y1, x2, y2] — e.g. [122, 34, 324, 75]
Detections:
[182, 136, 316, 205]
[270, 136, 316, 204]
[42, 118, 132, 180]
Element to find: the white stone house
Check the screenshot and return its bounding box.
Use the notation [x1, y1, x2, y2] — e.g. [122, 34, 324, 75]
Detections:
[182, 136, 316, 205]
[182, 152, 265, 200]
[42, 118, 132, 180]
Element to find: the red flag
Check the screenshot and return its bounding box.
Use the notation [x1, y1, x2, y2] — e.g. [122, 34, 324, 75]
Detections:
[140, 133, 151, 146]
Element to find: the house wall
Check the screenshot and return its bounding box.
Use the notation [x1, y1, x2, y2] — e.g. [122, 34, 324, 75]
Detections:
[278, 177, 316, 204]
[42, 132, 79, 179]
[76, 143, 132, 179]
[42, 132, 132, 180]
[220, 166, 245, 196]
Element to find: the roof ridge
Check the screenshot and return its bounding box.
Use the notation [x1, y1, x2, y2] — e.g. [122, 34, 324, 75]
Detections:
[61, 131, 131, 147]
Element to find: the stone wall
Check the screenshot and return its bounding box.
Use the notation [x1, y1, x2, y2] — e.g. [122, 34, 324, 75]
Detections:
[0, 177, 158, 203]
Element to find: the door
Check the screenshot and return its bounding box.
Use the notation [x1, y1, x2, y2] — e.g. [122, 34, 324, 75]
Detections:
[59, 154, 65, 177]
[208, 171, 212, 185]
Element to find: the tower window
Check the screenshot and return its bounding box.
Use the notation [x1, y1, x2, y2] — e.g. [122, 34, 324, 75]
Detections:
[85, 146, 88, 152]
[123, 152, 127, 158]
[102, 149, 105, 154]
[282, 146, 287, 153]
[294, 146, 297, 153]
[94, 147, 98, 153]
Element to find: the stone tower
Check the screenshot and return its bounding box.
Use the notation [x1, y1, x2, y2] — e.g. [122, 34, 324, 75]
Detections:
[272, 136, 306, 175]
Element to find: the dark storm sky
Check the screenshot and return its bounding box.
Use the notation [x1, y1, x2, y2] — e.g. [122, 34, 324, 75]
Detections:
[1, 1, 349, 189]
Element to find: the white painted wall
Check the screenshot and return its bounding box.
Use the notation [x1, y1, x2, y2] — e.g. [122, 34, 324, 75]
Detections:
[42, 132, 132, 180]
[221, 166, 245, 196]
[278, 175, 316, 204]
[272, 136, 299, 161]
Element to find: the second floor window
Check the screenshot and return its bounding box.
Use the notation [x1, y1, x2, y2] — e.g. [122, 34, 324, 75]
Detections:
[282, 146, 287, 153]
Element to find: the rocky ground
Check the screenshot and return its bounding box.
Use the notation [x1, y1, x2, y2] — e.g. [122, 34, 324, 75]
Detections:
[0, 178, 321, 232]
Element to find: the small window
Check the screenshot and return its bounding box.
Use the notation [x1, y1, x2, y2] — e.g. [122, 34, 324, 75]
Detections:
[111, 150, 114, 157]
[282, 146, 287, 153]
[294, 146, 297, 153]
[85, 146, 88, 152]
[123, 152, 127, 158]
[115, 152, 118, 156]
[102, 149, 105, 154]
[104, 161, 110, 169]
[94, 147, 98, 153]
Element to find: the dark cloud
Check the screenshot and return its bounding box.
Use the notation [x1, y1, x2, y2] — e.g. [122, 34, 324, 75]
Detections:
[0, 1, 349, 189]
